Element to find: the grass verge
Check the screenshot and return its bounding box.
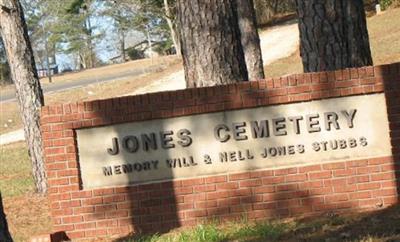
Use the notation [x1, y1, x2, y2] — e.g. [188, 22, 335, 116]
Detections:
[125, 220, 289, 242]
[1, 142, 52, 242]
[123, 205, 400, 242]
[0, 59, 183, 135]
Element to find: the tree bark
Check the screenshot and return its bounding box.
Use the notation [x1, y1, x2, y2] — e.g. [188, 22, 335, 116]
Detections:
[0, 0, 47, 193]
[236, 0, 265, 80]
[163, 0, 180, 54]
[0, 192, 13, 242]
[119, 29, 126, 62]
[177, 0, 248, 87]
[295, 0, 373, 72]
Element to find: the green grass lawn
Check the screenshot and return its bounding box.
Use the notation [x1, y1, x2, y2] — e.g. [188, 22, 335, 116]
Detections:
[0, 142, 34, 197]
[124, 206, 400, 242]
[1, 143, 52, 242]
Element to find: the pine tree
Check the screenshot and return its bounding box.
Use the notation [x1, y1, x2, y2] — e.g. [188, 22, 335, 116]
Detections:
[236, 0, 265, 80]
[295, 0, 373, 72]
[0, 0, 47, 193]
[177, 0, 248, 87]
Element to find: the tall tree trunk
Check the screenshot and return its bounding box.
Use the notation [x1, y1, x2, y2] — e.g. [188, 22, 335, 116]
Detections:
[42, 23, 52, 83]
[0, 192, 13, 242]
[177, 0, 248, 87]
[119, 29, 126, 62]
[146, 24, 153, 59]
[163, 0, 180, 54]
[86, 16, 94, 68]
[295, 0, 373, 72]
[0, 0, 47, 193]
[236, 0, 265, 80]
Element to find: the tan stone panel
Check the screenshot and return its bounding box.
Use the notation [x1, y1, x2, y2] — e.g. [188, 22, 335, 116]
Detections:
[76, 94, 391, 188]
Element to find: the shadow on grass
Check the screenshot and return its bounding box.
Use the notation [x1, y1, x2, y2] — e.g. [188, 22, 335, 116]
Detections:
[282, 204, 400, 242]
[119, 204, 399, 242]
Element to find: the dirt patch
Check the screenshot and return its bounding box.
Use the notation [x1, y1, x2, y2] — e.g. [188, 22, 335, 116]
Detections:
[3, 194, 52, 242]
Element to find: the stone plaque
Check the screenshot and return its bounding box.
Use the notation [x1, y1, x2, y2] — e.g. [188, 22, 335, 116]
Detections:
[77, 94, 391, 188]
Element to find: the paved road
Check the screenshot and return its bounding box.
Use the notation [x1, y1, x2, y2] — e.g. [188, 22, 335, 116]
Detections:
[0, 22, 300, 146]
[0, 65, 163, 103]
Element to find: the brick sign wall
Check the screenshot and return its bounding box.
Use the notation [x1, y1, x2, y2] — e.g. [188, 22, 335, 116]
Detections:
[41, 63, 400, 240]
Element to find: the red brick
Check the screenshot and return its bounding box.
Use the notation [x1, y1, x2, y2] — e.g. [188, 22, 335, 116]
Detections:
[285, 174, 307, 182]
[195, 201, 218, 209]
[355, 175, 370, 183]
[52, 208, 73, 216]
[53, 224, 74, 232]
[356, 166, 380, 174]
[73, 207, 95, 215]
[335, 201, 357, 209]
[357, 182, 381, 191]
[205, 175, 227, 184]
[85, 229, 108, 237]
[276, 184, 297, 192]
[71, 191, 92, 199]
[288, 85, 311, 94]
[372, 188, 397, 197]
[322, 162, 345, 170]
[276, 199, 301, 208]
[274, 168, 298, 176]
[83, 213, 106, 222]
[193, 184, 216, 193]
[380, 180, 397, 188]
[83, 197, 103, 206]
[207, 207, 230, 216]
[229, 172, 251, 181]
[216, 182, 238, 190]
[60, 200, 81, 208]
[383, 196, 398, 205]
[369, 157, 392, 165]
[106, 210, 129, 219]
[334, 185, 358, 193]
[350, 191, 372, 200]
[380, 164, 395, 172]
[57, 169, 78, 177]
[175, 186, 193, 195]
[325, 194, 349, 203]
[207, 191, 230, 200]
[230, 204, 252, 213]
[184, 193, 206, 203]
[46, 163, 67, 171]
[290, 206, 313, 215]
[309, 171, 332, 180]
[48, 178, 69, 186]
[65, 231, 85, 239]
[181, 178, 204, 186]
[334, 169, 356, 177]
[358, 198, 382, 207]
[253, 185, 275, 194]
[302, 197, 324, 206]
[299, 165, 322, 173]
[262, 176, 285, 185]
[93, 188, 114, 196]
[309, 187, 333, 195]
[96, 219, 118, 228]
[239, 179, 262, 187]
[62, 215, 83, 224]
[347, 159, 368, 167]
[185, 210, 207, 218]
[371, 172, 395, 181]
[58, 185, 79, 193]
